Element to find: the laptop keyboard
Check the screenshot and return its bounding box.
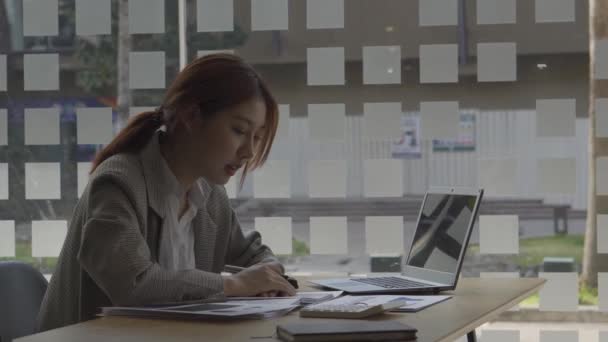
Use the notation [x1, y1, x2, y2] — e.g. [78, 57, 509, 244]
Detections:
[350, 277, 430, 289]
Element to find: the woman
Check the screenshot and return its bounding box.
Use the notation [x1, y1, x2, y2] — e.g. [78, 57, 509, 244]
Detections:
[37, 54, 296, 332]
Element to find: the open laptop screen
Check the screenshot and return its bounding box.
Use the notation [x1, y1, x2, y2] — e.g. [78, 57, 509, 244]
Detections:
[406, 193, 478, 274]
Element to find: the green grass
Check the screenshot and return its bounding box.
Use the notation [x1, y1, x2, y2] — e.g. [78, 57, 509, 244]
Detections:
[468, 234, 598, 306]
[292, 238, 310, 256]
[579, 285, 599, 305]
[4, 235, 600, 306]
[520, 285, 598, 306]
[3, 239, 309, 271]
[514, 235, 584, 268]
[467, 234, 584, 268]
[0, 241, 58, 273]
[520, 293, 541, 306]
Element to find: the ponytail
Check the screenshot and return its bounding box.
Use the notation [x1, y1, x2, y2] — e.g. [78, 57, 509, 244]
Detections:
[89, 53, 279, 185]
[90, 109, 164, 173]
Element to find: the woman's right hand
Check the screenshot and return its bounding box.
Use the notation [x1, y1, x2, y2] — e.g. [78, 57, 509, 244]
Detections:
[222, 262, 297, 297]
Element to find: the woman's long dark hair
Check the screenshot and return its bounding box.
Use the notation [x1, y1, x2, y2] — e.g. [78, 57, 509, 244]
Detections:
[90, 53, 279, 188]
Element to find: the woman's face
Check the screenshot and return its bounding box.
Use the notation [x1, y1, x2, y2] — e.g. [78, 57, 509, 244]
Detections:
[186, 98, 267, 185]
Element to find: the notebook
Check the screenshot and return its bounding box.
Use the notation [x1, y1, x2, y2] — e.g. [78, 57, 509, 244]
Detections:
[276, 320, 417, 342]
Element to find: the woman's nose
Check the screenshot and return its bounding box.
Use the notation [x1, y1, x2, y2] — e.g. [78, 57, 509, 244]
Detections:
[240, 139, 255, 159]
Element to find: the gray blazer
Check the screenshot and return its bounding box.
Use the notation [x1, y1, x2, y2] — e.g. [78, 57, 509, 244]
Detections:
[36, 135, 278, 332]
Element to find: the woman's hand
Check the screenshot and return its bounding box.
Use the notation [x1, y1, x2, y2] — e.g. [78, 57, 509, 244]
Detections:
[222, 262, 297, 297]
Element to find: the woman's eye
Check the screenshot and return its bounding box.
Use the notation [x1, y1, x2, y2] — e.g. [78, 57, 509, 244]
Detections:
[233, 127, 246, 135]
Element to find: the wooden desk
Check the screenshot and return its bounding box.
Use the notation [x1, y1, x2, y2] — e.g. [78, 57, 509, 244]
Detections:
[17, 278, 545, 342]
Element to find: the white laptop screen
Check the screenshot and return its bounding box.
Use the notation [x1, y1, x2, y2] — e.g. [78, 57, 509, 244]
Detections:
[406, 193, 478, 274]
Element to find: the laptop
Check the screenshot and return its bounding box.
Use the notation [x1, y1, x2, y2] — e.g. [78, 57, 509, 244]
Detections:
[310, 187, 484, 294]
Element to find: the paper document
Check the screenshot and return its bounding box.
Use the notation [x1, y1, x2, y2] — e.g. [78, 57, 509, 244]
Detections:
[390, 295, 452, 312]
[300, 294, 451, 314]
[101, 298, 300, 320]
[297, 291, 344, 304]
[315, 295, 410, 308]
[226, 291, 343, 305]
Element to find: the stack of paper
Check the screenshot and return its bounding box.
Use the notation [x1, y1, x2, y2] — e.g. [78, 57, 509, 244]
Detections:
[101, 298, 300, 320]
[297, 291, 344, 304]
[390, 295, 452, 312]
[226, 291, 343, 305]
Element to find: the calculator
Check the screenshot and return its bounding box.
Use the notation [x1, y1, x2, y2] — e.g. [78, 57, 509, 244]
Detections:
[299, 295, 408, 319]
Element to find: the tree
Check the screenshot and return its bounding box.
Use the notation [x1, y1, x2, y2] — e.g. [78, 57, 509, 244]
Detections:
[115, 0, 130, 127]
[0, 0, 249, 222]
[581, 0, 608, 288]
[71, 0, 247, 128]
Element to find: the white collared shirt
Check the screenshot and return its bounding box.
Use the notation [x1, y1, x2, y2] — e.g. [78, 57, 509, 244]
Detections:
[158, 189, 201, 271]
[147, 130, 206, 271]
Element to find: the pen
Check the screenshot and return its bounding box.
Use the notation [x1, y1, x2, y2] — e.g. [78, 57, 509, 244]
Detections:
[223, 264, 299, 289]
